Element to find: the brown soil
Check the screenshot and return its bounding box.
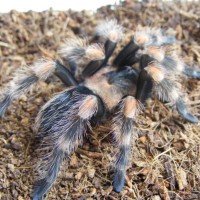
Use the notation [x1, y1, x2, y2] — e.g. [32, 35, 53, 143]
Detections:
[0, 1, 200, 200]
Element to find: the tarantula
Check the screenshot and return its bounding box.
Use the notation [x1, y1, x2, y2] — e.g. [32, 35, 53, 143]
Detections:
[0, 19, 199, 200]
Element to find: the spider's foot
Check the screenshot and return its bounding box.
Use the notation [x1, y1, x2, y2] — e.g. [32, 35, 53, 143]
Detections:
[162, 36, 176, 45]
[184, 67, 200, 79]
[31, 195, 41, 200]
[0, 95, 11, 118]
[113, 170, 125, 193]
[31, 185, 46, 200]
[176, 99, 199, 123]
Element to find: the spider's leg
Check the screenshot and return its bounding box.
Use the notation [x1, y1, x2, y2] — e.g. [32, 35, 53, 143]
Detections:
[0, 59, 77, 117]
[135, 69, 153, 104]
[135, 55, 154, 104]
[176, 98, 198, 123]
[183, 66, 200, 79]
[143, 46, 200, 79]
[161, 54, 200, 79]
[54, 60, 78, 86]
[82, 20, 124, 78]
[112, 96, 140, 192]
[95, 19, 124, 62]
[0, 59, 78, 117]
[142, 60, 198, 123]
[59, 37, 105, 79]
[139, 46, 199, 123]
[158, 35, 176, 46]
[32, 86, 105, 200]
[134, 26, 176, 47]
[113, 27, 176, 69]
[113, 39, 140, 68]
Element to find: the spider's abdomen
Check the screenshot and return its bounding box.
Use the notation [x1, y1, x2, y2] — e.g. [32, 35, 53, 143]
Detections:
[84, 66, 138, 111]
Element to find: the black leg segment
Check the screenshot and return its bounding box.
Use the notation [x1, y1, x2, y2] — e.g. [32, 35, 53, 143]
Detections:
[55, 60, 78, 86]
[136, 70, 153, 104]
[82, 59, 104, 78]
[105, 39, 117, 59]
[113, 40, 140, 68]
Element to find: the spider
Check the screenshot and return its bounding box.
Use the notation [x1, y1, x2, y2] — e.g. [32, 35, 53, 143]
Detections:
[0, 19, 199, 200]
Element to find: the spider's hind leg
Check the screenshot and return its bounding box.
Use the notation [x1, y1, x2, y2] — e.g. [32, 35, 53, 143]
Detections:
[32, 86, 106, 200]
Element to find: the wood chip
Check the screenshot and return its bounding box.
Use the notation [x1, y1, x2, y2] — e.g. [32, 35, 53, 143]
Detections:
[175, 168, 188, 190]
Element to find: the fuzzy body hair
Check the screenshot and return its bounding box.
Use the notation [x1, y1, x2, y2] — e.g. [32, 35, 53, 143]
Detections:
[0, 58, 56, 117]
[146, 62, 183, 103]
[60, 37, 105, 63]
[143, 45, 185, 73]
[59, 37, 88, 61]
[96, 19, 124, 43]
[134, 26, 176, 47]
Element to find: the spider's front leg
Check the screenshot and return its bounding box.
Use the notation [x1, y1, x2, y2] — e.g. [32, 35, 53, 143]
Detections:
[32, 86, 106, 200]
[112, 96, 141, 192]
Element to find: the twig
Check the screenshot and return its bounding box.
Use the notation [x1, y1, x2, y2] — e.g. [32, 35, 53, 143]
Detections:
[77, 148, 103, 159]
[164, 160, 176, 191]
[173, 6, 199, 20]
